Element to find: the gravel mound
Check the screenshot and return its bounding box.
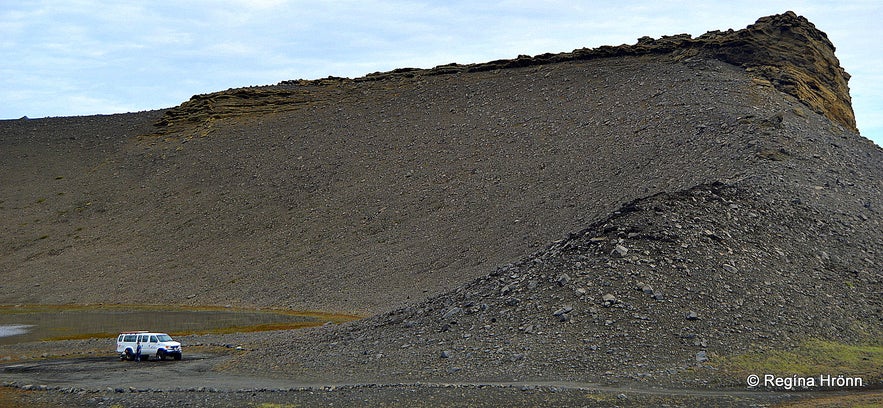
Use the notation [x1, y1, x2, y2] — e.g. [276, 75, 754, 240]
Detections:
[235, 173, 880, 386]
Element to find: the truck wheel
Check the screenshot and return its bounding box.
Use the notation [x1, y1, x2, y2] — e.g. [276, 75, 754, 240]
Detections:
[158, 350, 166, 361]
[125, 349, 134, 361]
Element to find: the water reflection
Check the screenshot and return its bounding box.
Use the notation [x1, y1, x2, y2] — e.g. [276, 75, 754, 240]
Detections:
[0, 307, 332, 345]
[0, 324, 33, 339]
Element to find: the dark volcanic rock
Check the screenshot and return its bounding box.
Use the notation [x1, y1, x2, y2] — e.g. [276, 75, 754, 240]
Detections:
[237, 180, 881, 385]
[0, 11, 880, 407]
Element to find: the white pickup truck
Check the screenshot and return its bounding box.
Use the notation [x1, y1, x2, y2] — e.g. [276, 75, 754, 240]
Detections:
[116, 331, 182, 361]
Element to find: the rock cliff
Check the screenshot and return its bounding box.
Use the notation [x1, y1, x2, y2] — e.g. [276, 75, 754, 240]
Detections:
[152, 11, 856, 136]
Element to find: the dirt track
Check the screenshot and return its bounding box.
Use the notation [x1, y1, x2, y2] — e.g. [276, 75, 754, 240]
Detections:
[1, 353, 831, 407]
[0, 352, 294, 391]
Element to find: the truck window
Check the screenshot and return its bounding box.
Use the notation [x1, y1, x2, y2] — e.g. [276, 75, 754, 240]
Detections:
[150, 335, 158, 343]
[124, 335, 136, 342]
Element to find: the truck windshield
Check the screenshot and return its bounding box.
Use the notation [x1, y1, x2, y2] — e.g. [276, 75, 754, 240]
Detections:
[156, 334, 173, 342]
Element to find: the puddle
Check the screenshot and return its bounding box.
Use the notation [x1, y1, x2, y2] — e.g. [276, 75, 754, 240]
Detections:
[0, 324, 33, 339]
[0, 305, 358, 345]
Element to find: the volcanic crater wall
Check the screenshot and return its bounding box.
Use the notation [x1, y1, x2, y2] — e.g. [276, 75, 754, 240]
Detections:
[1, 12, 876, 316]
[152, 11, 856, 137]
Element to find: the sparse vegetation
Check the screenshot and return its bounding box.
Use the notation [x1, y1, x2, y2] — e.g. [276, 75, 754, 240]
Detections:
[773, 391, 883, 408]
[721, 340, 883, 383]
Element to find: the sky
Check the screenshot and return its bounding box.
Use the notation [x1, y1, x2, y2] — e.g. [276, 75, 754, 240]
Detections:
[1, 1, 880, 145]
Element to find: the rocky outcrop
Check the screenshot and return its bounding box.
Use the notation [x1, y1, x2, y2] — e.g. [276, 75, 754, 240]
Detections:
[689, 11, 856, 131]
[149, 84, 343, 137]
[150, 11, 856, 136]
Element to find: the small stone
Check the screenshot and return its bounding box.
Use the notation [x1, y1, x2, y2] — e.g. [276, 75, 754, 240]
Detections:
[695, 350, 709, 363]
[553, 306, 573, 316]
[442, 307, 462, 320]
[704, 230, 724, 242]
[575, 287, 587, 295]
[686, 311, 699, 320]
[505, 298, 520, 306]
[510, 353, 525, 362]
[556, 274, 571, 286]
[602, 293, 617, 307]
[612, 244, 629, 257]
[723, 264, 738, 273]
[440, 350, 452, 359]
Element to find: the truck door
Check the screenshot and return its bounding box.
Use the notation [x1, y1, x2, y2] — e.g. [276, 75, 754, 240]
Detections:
[146, 335, 159, 355]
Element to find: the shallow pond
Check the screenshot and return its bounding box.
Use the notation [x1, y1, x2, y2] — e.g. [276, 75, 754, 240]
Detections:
[0, 305, 356, 345]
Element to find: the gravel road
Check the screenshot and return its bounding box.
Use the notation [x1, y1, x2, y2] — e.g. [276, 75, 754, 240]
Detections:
[2, 352, 818, 407]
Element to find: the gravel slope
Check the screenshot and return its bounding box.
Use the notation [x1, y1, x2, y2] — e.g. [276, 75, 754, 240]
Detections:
[4, 56, 862, 315]
[1, 11, 880, 408]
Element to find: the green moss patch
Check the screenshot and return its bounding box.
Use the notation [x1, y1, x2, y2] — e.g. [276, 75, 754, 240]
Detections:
[721, 339, 883, 383]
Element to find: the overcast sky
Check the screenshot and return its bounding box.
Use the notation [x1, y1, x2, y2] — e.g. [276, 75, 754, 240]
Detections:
[1, 1, 880, 145]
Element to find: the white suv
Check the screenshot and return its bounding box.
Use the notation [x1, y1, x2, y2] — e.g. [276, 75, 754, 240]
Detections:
[116, 331, 182, 361]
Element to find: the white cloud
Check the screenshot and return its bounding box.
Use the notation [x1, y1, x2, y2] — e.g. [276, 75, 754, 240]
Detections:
[0, 0, 880, 145]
